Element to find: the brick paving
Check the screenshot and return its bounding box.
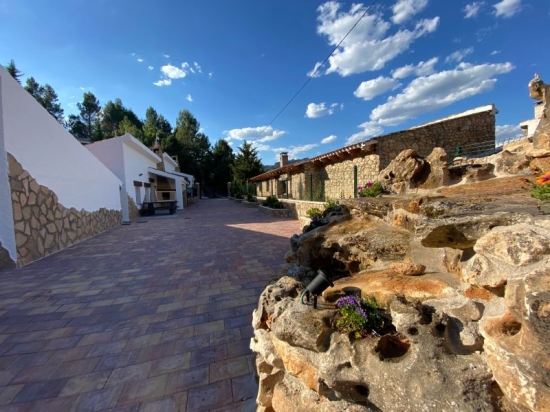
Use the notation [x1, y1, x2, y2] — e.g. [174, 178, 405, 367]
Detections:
[0, 199, 300, 411]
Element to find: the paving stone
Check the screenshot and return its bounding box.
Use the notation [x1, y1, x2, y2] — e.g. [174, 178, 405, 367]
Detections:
[186, 379, 233, 411]
[0, 200, 300, 410]
[0, 384, 24, 404]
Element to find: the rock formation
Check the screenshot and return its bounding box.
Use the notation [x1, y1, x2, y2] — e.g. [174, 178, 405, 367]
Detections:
[251, 76, 550, 411]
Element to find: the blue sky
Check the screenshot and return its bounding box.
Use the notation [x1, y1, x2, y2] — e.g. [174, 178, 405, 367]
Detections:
[1, 0, 548, 164]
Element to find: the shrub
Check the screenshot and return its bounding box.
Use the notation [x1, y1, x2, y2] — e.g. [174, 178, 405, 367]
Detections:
[262, 195, 284, 209]
[358, 182, 383, 198]
[306, 207, 323, 219]
[335, 295, 389, 339]
[531, 170, 550, 203]
[324, 199, 339, 209]
[246, 193, 257, 202]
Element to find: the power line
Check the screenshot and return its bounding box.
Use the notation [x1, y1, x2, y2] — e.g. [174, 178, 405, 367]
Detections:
[251, 0, 379, 141]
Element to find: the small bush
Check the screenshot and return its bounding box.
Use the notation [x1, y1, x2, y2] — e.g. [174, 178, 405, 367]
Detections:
[262, 195, 284, 209]
[324, 199, 339, 209]
[358, 182, 383, 198]
[335, 295, 390, 339]
[235, 193, 244, 200]
[306, 207, 323, 219]
[246, 193, 257, 202]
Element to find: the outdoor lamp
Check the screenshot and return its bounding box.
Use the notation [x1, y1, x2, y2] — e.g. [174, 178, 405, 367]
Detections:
[300, 269, 334, 309]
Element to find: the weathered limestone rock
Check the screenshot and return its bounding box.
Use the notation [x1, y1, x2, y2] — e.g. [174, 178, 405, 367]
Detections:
[379, 149, 426, 193]
[481, 268, 550, 411]
[417, 147, 450, 189]
[492, 150, 531, 175]
[529, 74, 550, 150]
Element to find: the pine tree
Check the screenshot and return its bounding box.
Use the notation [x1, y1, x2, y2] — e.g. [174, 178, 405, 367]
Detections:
[5, 60, 23, 84]
[231, 141, 263, 185]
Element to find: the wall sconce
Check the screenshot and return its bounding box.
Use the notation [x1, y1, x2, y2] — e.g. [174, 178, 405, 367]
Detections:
[300, 269, 334, 309]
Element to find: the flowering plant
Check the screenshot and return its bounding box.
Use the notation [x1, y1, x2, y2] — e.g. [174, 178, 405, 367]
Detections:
[357, 182, 383, 198]
[335, 295, 386, 339]
[520, 170, 550, 209]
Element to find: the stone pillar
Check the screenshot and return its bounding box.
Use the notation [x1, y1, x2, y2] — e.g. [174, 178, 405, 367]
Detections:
[120, 184, 130, 223]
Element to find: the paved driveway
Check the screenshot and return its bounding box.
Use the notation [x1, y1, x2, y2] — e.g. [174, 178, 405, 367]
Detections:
[0, 199, 300, 411]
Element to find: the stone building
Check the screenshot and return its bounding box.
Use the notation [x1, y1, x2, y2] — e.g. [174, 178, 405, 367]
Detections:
[251, 104, 498, 201]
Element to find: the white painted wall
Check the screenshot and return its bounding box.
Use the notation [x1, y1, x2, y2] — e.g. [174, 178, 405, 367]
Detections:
[0, 75, 16, 263]
[163, 153, 178, 173]
[0, 66, 121, 211]
[87, 133, 161, 219]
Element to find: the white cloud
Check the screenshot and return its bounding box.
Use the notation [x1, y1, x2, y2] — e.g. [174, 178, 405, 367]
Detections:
[186, 94, 193, 102]
[270, 144, 319, 160]
[392, 57, 438, 79]
[321, 135, 337, 144]
[496, 124, 522, 143]
[307, 62, 324, 78]
[392, 0, 429, 24]
[354, 76, 400, 100]
[493, 0, 521, 18]
[349, 61, 514, 140]
[312, 2, 439, 77]
[163, 54, 170, 58]
[445, 47, 474, 64]
[194, 62, 202, 73]
[305, 102, 339, 118]
[490, 50, 501, 55]
[137, 58, 143, 63]
[347, 123, 384, 145]
[148, 66, 154, 70]
[464, 2, 484, 18]
[153, 79, 172, 87]
[224, 126, 286, 143]
[161, 64, 186, 79]
[208, 72, 213, 79]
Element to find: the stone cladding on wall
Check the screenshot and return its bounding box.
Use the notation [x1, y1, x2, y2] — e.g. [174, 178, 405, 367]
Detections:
[254, 109, 496, 201]
[128, 196, 140, 221]
[8, 153, 122, 267]
[377, 110, 495, 169]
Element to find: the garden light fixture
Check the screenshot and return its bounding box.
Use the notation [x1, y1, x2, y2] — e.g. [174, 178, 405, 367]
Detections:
[300, 269, 334, 309]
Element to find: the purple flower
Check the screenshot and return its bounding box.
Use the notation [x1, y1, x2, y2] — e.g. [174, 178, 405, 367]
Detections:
[336, 295, 360, 308]
[366, 182, 374, 188]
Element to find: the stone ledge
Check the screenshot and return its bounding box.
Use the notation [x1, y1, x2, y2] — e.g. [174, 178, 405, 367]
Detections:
[258, 205, 289, 218]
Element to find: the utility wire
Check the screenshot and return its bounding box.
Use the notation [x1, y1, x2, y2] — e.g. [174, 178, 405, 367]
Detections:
[251, 0, 379, 141]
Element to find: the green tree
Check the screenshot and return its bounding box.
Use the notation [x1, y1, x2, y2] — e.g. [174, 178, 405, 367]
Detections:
[172, 110, 212, 185]
[118, 116, 144, 140]
[101, 99, 126, 137]
[76, 92, 101, 140]
[66, 115, 87, 139]
[210, 139, 234, 196]
[231, 141, 263, 186]
[5, 60, 23, 84]
[24, 77, 64, 123]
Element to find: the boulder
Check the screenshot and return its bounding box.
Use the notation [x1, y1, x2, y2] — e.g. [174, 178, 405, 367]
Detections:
[417, 147, 450, 189]
[379, 149, 426, 193]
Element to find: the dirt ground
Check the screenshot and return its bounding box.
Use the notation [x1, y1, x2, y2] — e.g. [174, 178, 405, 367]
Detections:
[438, 176, 536, 199]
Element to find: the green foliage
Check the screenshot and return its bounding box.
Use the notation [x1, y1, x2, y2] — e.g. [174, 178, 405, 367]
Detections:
[210, 140, 234, 196]
[76, 91, 101, 140]
[358, 182, 383, 198]
[5, 60, 23, 84]
[231, 141, 263, 184]
[335, 295, 387, 339]
[324, 199, 339, 209]
[246, 193, 257, 202]
[531, 184, 550, 203]
[23, 77, 64, 123]
[306, 207, 323, 219]
[262, 195, 284, 209]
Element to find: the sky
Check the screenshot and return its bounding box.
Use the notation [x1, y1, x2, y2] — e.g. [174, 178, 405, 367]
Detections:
[1, 0, 549, 164]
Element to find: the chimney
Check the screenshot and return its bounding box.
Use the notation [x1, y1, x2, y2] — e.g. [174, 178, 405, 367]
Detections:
[279, 152, 289, 168]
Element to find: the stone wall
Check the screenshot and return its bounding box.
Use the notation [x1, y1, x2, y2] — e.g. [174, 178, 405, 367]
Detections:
[128, 195, 140, 221]
[377, 110, 496, 169]
[8, 153, 122, 266]
[254, 109, 496, 201]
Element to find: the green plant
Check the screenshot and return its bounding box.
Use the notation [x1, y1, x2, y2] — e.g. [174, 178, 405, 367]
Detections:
[324, 199, 339, 209]
[246, 193, 257, 202]
[521, 171, 550, 209]
[235, 193, 244, 200]
[358, 182, 383, 198]
[262, 195, 284, 209]
[335, 295, 387, 339]
[306, 207, 323, 219]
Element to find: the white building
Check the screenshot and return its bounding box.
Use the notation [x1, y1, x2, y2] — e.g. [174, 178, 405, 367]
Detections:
[519, 100, 544, 138]
[86, 133, 194, 221]
[0, 66, 122, 269]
